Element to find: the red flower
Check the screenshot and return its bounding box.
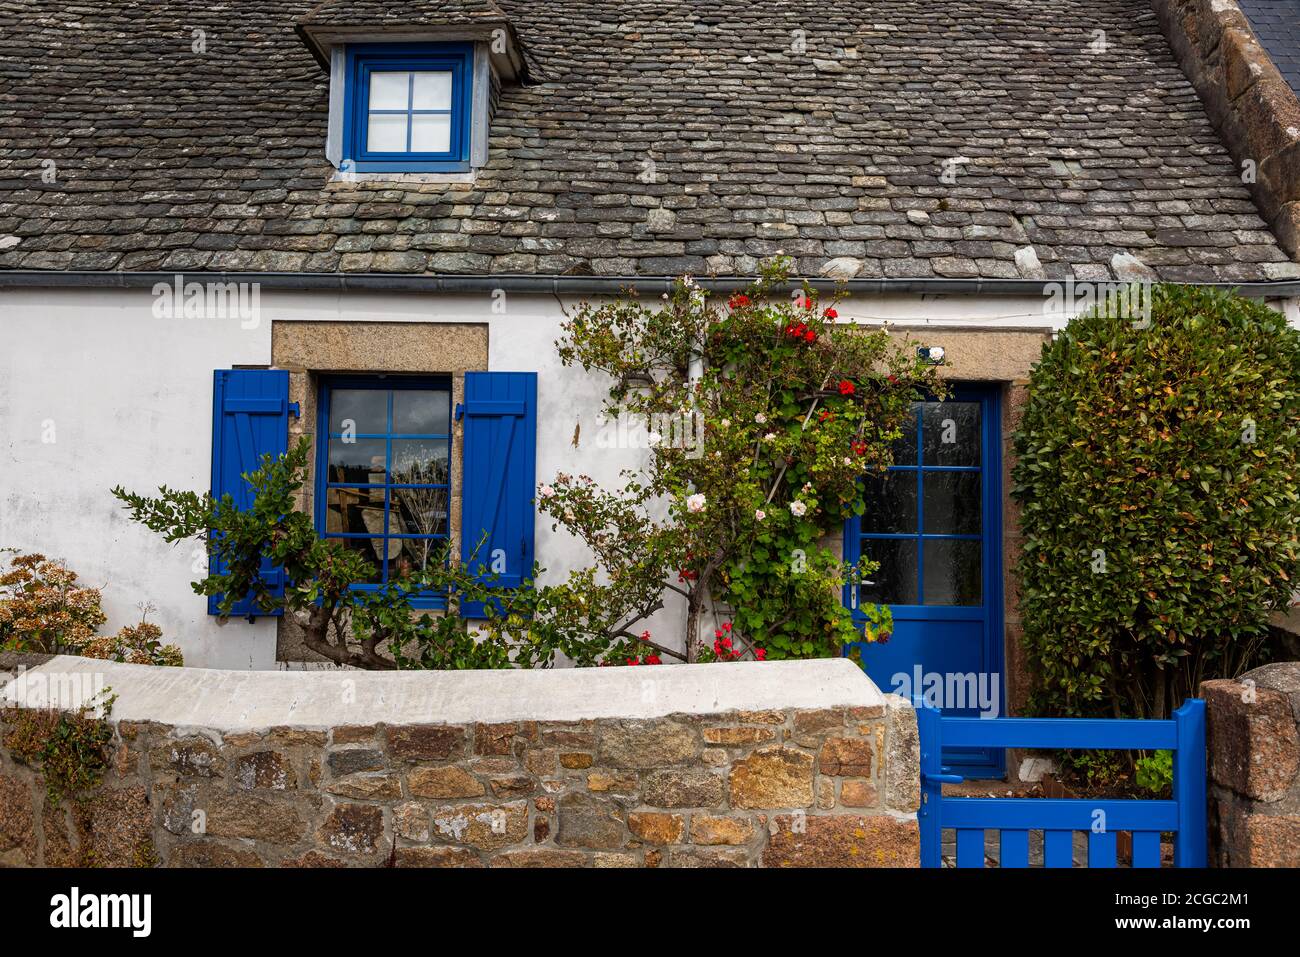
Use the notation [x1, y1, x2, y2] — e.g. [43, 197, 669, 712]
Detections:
[852, 441, 868, 456]
[887, 374, 898, 385]
[818, 409, 834, 423]
[627, 658, 639, 666]
[729, 293, 751, 309]
[801, 297, 814, 310]
[838, 380, 855, 396]
[755, 648, 767, 661]
[804, 329, 816, 343]
[824, 307, 838, 319]
[644, 655, 662, 665]
[721, 637, 732, 649]
[722, 622, 732, 631]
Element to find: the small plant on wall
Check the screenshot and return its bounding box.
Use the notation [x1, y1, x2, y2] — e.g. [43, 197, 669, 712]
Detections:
[0, 552, 183, 666]
[1013, 284, 1300, 721]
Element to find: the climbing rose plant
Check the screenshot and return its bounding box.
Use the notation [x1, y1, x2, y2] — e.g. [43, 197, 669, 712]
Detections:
[547, 258, 940, 662]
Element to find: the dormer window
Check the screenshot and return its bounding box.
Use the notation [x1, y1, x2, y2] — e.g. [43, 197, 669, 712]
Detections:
[343, 43, 473, 173]
[297, 0, 530, 179]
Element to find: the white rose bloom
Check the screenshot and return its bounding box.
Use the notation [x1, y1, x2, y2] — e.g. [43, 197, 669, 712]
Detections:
[755, 412, 767, 424]
[539, 484, 556, 499]
[789, 500, 808, 517]
[755, 509, 767, 521]
[686, 493, 707, 514]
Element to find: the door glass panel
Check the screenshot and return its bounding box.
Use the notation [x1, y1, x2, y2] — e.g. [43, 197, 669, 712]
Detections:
[858, 538, 918, 605]
[327, 438, 388, 483]
[922, 401, 981, 467]
[891, 404, 919, 465]
[922, 471, 981, 535]
[328, 389, 387, 434]
[922, 539, 982, 605]
[861, 472, 917, 534]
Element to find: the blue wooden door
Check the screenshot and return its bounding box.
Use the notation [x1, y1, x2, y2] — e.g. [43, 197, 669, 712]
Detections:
[845, 387, 1004, 777]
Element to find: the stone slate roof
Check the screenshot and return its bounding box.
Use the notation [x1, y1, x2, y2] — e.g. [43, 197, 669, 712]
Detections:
[301, 0, 509, 30]
[0, 0, 1296, 282]
[1239, 0, 1300, 99]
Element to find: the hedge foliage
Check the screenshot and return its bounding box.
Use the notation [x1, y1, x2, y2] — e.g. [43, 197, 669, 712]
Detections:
[1013, 284, 1300, 719]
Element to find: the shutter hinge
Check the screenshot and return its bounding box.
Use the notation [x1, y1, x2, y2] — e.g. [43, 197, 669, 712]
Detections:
[288, 402, 301, 419]
[454, 402, 465, 421]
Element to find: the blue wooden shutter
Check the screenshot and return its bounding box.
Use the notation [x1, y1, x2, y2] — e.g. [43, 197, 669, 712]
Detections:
[209, 369, 290, 617]
[459, 371, 537, 618]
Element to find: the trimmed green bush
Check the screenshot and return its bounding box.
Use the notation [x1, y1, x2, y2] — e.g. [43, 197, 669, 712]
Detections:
[1013, 284, 1300, 719]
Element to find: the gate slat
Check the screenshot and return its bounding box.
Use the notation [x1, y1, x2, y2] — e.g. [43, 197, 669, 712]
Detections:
[1088, 830, 1117, 868]
[1044, 830, 1073, 868]
[1131, 831, 1161, 868]
[999, 829, 1029, 868]
[955, 829, 985, 868]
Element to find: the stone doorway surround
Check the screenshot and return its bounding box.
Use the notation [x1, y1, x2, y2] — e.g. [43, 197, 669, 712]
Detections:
[883, 327, 1052, 722]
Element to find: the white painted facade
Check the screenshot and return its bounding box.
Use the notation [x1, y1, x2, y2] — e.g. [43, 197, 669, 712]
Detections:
[1, 284, 1295, 668]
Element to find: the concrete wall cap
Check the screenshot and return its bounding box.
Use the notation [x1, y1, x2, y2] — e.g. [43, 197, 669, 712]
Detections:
[0, 656, 886, 730]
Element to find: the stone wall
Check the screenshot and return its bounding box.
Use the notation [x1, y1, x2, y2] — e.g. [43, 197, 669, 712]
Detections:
[0, 655, 920, 868]
[1152, 0, 1300, 258]
[1201, 662, 1300, 867]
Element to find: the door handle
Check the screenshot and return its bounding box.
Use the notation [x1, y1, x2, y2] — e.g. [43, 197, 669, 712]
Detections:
[922, 772, 964, 785]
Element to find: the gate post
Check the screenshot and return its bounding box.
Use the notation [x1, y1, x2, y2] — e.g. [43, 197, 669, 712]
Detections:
[1172, 697, 1207, 868]
[917, 697, 943, 868]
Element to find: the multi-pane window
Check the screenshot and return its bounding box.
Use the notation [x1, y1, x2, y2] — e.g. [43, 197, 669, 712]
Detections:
[344, 43, 472, 172]
[365, 71, 455, 154]
[856, 401, 984, 607]
[317, 377, 452, 603]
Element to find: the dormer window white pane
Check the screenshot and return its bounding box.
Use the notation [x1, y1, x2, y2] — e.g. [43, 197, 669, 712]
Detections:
[367, 113, 407, 152]
[411, 114, 452, 153]
[368, 71, 410, 110]
[412, 72, 453, 109]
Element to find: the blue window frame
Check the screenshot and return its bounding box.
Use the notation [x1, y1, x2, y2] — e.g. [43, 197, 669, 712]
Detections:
[342, 42, 473, 173]
[316, 375, 453, 607]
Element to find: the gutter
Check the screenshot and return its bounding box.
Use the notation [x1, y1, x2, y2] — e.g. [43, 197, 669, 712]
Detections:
[0, 271, 1299, 298]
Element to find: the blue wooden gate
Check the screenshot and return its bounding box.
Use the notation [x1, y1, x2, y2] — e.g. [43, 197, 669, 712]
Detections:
[917, 698, 1206, 868]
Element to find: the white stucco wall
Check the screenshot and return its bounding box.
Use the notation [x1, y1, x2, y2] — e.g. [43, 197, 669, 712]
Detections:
[1, 284, 1295, 668]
